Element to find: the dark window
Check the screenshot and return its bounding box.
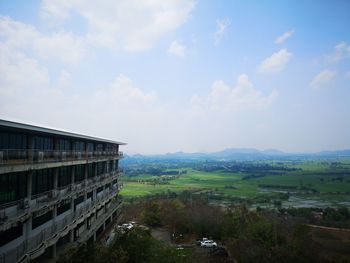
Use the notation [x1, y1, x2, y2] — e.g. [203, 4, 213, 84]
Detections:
[95, 143, 104, 152]
[105, 144, 115, 152]
[0, 172, 27, 205]
[87, 191, 93, 200]
[87, 143, 94, 152]
[74, 195, 84, 210]
[59, 139, 71, 151]
[115, 160, 119, 170]
[97, 186, 103, 194]
[74, 165, 85, 182]
[57, 202, 71, 215]
[108, 161, 114, 172]
[34, 136, 53, 150]
[0, 224, 23, 246]
[73, 141, 85, 152]
[32, 210, 53, 229]
[58, 166, 71, 187]
[0, 131, 27, 149]
[87, 163, 94, 178]
[96, 162, 106, 176]
[32, 169, 54, 195]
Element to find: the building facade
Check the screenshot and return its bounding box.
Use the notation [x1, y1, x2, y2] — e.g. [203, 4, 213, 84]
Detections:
[0, 120, 125, 262]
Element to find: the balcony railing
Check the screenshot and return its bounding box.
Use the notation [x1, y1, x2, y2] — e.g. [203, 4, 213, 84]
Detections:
[0, 192, 122, 263]
[0, 149, 123, 166]
[0, 171, 122, 227]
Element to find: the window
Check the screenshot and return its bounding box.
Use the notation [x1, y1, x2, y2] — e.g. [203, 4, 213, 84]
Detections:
[0, 131, 27, 149]
[74, 195, 84, 210]
[87, 163, 94, 178]
[95, 143, 104, 152]
[57, 201, 71, 215]
[96, 162, 106, 176]
[97, 186, 103, 194]
[74, 165, 85, 182]
[0, 224, 23, 246]
[59, 139, 71, 151]
[32, 210, 53, 229]
[58, 166, 71, 187]
[108, 160, 114, 172]
[73, 141, 85, 152]
[32, 169, 54, 195]
[34, 136, 53, 150]
[0, 172, 27, 205]
[87, 143, 94, 152]
[87, 191, 93, 200]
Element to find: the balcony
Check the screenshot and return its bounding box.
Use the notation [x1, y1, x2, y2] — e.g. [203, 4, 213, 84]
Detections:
[0, 171, 122, 229]
[0, 149, 123, 166]
[0, 192, 122, 263]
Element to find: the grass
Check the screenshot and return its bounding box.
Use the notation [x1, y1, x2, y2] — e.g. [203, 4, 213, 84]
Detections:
[120, 161, 350, 206]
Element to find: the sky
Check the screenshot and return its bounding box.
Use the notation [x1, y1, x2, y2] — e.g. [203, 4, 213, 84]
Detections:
[0, 0, 349, 154]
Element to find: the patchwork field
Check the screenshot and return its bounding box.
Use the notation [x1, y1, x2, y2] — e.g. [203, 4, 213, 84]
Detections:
[121, 160, 350, 208]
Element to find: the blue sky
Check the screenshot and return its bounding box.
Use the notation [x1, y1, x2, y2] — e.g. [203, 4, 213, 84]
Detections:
[0, 0, 349, 154]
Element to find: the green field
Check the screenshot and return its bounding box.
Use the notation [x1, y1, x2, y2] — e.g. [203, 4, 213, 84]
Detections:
[121, 161, 350, 208]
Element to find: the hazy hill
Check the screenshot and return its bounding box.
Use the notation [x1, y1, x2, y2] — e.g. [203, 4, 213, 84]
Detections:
[122, 148, 350, 163]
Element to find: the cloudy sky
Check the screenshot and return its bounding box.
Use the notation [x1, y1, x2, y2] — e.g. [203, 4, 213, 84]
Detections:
[0, 1, 349, 154]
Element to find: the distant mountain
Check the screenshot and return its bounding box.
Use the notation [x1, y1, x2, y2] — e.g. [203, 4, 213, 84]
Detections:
[314, 149, 350, 157]
[125, 148, 350, 162]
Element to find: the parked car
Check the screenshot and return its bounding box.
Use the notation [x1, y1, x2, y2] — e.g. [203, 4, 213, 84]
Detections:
[196, 237, 208, 246]
[200, 240, 217, 248]
[122, 223, 133, 230]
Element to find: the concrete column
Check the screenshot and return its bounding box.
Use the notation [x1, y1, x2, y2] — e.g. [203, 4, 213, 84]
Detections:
[70, 229, 74, 242]
[94, 163, 97, 177]
[84, 163, 88, 184]
[51, 244, 57, 259]
[93, 188, 97, 201]
[71, 166, 75, 185]
[54, 137, 59, 160]
[54, 168, 58, 189]
[27, 171, 32, 201]
[69, 199, 75, 243]
[28, 135, 34, 162]
[24, 216, 32, 249]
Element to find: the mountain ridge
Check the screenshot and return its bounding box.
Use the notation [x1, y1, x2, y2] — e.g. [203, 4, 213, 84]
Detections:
[124, 148, 350, 160]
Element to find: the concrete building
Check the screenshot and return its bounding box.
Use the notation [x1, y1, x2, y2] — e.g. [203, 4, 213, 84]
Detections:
[0, 119, 125, 262]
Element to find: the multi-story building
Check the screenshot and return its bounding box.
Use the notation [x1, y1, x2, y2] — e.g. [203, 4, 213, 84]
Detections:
[0, 119, 125, 262]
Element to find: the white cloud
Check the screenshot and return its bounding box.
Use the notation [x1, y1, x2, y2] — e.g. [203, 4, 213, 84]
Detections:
[168, 40, 187, 57]
[214, 18, 231, 45]
[103, 74, 157, 104]
[192, 74, 278, 112]
[258, 49, 292, 73]
[0, 16, 85, 65]
[58, 70, 71, 87]
[40, 0, 195, 51]
[310, 69, 336, 89]
[275, 29, 294, 44]
[33, 32, 85, 65]
[326, 42, 350, 63]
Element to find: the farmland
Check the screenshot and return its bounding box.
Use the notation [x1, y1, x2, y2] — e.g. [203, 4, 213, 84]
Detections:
[120, 158, 350, 208]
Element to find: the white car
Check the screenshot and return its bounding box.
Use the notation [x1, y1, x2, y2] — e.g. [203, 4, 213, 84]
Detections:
[200, 240, 217, 248]
[122, 223, 133, 230]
